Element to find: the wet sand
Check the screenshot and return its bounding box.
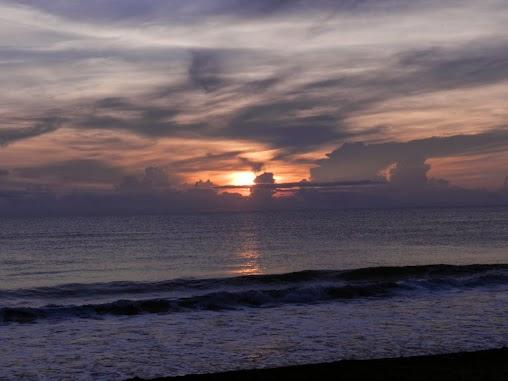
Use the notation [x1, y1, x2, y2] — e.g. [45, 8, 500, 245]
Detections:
[127, 347, 508, 381]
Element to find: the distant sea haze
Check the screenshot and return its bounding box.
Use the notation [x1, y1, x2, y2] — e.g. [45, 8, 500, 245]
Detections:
[0, 207, 507, 380]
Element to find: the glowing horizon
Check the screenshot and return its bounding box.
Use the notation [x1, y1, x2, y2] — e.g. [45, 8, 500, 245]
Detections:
[229, 171, 256, 186]
[1, 0, 508, 210]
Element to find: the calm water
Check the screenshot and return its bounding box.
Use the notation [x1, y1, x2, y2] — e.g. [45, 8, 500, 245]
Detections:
[0, 207, 507, 380]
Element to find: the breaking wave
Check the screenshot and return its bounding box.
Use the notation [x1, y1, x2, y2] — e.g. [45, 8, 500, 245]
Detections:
[1, 264, 507, 324]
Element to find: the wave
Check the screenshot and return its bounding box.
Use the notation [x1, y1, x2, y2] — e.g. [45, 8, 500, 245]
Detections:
[1, 264, 507, 324]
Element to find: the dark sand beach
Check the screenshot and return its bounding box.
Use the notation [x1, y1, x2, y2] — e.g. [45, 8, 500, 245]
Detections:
[127, 348, 508, 381]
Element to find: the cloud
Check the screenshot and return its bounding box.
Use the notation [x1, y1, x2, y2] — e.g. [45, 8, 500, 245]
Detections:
[3, 15, 508, 154]
[59, 37, 508, 155]
[6, 0, 403, 23]
[250, 172, 276, 200]
[387, 158, 431, 188]
[116, 166, 179, 193]
[297, 40, 508, 122]
[254, 172, 275, 184]
[14, 0, 484, 28]
[1, 0, 508, 197]
[397, 42, 508, 91]
[15, 159, 126, 187]
[168, 151, 264, 174]
[188, 50, 227, 92]
[0, 174, 507, 217]
[0, 117, 63, 146]
[239, 157, 264, 173]
[311, 131, 508, 185]
[223, 100, 347, 150]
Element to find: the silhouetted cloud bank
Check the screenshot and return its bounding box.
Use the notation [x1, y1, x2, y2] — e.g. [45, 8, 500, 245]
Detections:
[1, 131, 508, 216]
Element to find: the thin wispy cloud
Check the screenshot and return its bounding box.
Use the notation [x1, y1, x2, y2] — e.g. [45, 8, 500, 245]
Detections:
[1, 0, 508, 213]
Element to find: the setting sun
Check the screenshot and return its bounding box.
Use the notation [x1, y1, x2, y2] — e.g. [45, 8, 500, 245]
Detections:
[230, 171, 256, 186]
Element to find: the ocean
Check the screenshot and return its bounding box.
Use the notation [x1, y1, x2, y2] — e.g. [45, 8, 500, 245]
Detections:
[1, 207, 507, 380]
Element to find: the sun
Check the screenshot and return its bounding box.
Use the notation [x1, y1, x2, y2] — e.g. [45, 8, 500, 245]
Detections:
[230, 171, 256, 186]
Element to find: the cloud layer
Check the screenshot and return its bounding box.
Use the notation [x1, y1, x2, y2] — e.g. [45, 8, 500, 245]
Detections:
[1, 0, 508, 213]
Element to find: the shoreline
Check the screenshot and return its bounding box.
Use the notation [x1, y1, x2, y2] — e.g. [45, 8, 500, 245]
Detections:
[127, 347, 508, 381]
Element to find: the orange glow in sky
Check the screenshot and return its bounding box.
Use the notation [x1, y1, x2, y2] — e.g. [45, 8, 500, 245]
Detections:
[1, 0, 507, 195]
[229, 171, 256, 186]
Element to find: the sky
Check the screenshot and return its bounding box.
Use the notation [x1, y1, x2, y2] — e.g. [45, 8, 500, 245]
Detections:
[1, 0, 508, 214]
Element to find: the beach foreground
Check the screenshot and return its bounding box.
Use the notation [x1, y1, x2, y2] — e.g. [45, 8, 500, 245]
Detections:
[127, 348, 508, 381]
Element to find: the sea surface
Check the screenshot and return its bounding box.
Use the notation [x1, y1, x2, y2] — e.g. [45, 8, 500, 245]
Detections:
[0, 207, 507, 380]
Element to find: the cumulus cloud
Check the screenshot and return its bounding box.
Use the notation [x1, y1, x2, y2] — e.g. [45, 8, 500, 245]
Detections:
[254, 172, 275, 184]
[311, 131, 508, 188]
[250, 172, 276, 200]
[116, 166, 176, 193]
[194, 179, 215, 189]
[0, 174, 507, 217]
